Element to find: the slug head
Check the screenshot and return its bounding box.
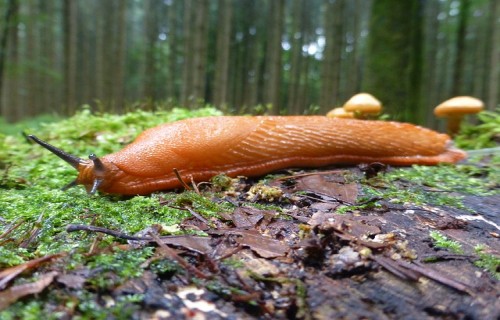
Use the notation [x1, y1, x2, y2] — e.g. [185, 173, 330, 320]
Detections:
[28, 135, 120, 194]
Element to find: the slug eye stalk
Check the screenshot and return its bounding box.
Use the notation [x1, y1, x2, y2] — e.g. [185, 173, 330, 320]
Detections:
[28, 135, 105, 195]
[28, 135, 83, 169]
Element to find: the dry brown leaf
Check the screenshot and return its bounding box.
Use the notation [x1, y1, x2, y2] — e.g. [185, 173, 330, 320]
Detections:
[0, 271, 58, 310]
[295, 174, 358, 203]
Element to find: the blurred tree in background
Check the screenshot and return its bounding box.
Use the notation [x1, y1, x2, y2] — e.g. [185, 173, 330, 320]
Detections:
[0, 0, 498, 126]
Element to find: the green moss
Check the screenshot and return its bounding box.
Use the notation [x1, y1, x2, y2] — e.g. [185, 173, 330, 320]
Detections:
[0, 247, 32, 267]
[222, 258, 245, 268]
[455, 110, 500, 150]
[361, 161, 498, 210]
[149, 258, 183, 276]
[474, 245, 500, 280]
[86, 247, 153, 289]
[429, 231, 464, 254]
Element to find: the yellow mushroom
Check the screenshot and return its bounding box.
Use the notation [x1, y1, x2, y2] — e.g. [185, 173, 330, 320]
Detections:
[434, 96, 484, 136]
[326, 107, 354, 119]
[343, 93, 382, 119]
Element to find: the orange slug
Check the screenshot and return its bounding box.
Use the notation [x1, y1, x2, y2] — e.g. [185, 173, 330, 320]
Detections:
[29, 116, 466, 195]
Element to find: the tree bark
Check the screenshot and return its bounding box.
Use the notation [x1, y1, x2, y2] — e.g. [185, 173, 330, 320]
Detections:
[63, 0, 78, 115]
[286, 0, 303, 114]
[487, 0, 499, 111]
[213, 0, 232, 108]
[191, 0, 209, 107]
[451, 0, 470, 96]
[319, 0, 337, 112]
[0, 0, 18, 121]
[264, 0, 284, 114]
[113, 0, 127, 112]
[166, 0, 179, 101]
[143, 0, 157, 102]
[181, 0, 194, 106]
[363, 0, 424, 123]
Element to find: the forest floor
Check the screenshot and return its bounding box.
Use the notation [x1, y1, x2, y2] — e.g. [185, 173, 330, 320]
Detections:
[0, 108, 499, 319]
[2, 164, 499, 319]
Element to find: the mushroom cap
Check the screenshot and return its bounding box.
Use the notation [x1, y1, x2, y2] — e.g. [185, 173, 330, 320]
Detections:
[343, 93, 382, 114]
[434, 96, 484, 117]
[326, 107, 354, 118]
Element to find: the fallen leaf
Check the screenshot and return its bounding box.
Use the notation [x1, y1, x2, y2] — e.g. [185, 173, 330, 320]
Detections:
[56, 273, 87, 290]
[295, 174, 358, 203]
[231, 207, 265, 228]
[234, 230, 289, 258]
[0, 271, 58, 310]
[208, 229, 288, 258]
[0, 253, 65, 290]
[160, 236, 213, 254]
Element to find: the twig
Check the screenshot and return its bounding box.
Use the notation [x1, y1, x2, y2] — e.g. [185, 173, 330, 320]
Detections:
[405, 261, 474, 295]
[185, 207, 216, 229]
[20, 212, 44, 248]
[0, 218, 25, 240]
[372, 255, 420, 281]
[173, 168, 191, 190]
[67, 224, 195, 242]
[273, 170, 346, 181]
[373, 255, 474, 295]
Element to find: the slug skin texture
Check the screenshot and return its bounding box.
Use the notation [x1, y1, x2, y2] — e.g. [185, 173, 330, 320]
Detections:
[72, 116, 466, 195]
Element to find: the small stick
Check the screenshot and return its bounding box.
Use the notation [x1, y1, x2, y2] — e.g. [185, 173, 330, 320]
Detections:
[273, 169, 346, 181]
[173, 168, 191, 190]
[185, 207, 216, 229]
[0, 219, 25, 240]
[66, 224, 204, 242]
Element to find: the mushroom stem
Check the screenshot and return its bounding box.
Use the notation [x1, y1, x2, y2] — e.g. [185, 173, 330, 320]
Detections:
[446, 115, 463, 137]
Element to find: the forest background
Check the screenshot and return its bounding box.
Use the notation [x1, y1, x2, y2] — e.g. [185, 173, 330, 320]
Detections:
[0, 0, 498, 129]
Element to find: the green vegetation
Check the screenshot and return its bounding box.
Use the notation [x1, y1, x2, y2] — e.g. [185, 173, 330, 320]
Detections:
[429, 231, 464, 254]
[474, 245, 500, 280]
[0, 114, 62, 136]
[425, 236, 499, 280]
[361, 156, 499, 211]
[455, 110, 500, 150]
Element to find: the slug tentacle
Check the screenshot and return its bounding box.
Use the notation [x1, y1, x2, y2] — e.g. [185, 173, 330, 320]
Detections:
[89, 154, 105, 174]
[89, 178, 103, 195]
[28, 135, 83, 169]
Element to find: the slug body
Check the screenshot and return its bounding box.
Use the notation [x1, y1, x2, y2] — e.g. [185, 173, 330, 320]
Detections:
[30, 116, 466, 195]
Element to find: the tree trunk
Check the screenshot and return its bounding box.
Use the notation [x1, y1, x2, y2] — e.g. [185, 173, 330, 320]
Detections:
[166, 0, 179, 101]
[363, 0, 424, 123]
[39, 0, 58, 116]
[0, 0, 18, 121]
[191, 0, 209, 107]
[319, 0, 337, 112]
[286, 0, 303, 114]
[113, 0, 127, 112]
[423, 0, 441, 128]
[143, 0, 157, 102]
[264, 0, 284, 114]
[213, 0, 232, 108]
[63, 0, 78, 115]
[451, 0, 470, 96]
[487, 0, 499, 111]
[95, 0, 105, 107]
[181, 0, 194, 106]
